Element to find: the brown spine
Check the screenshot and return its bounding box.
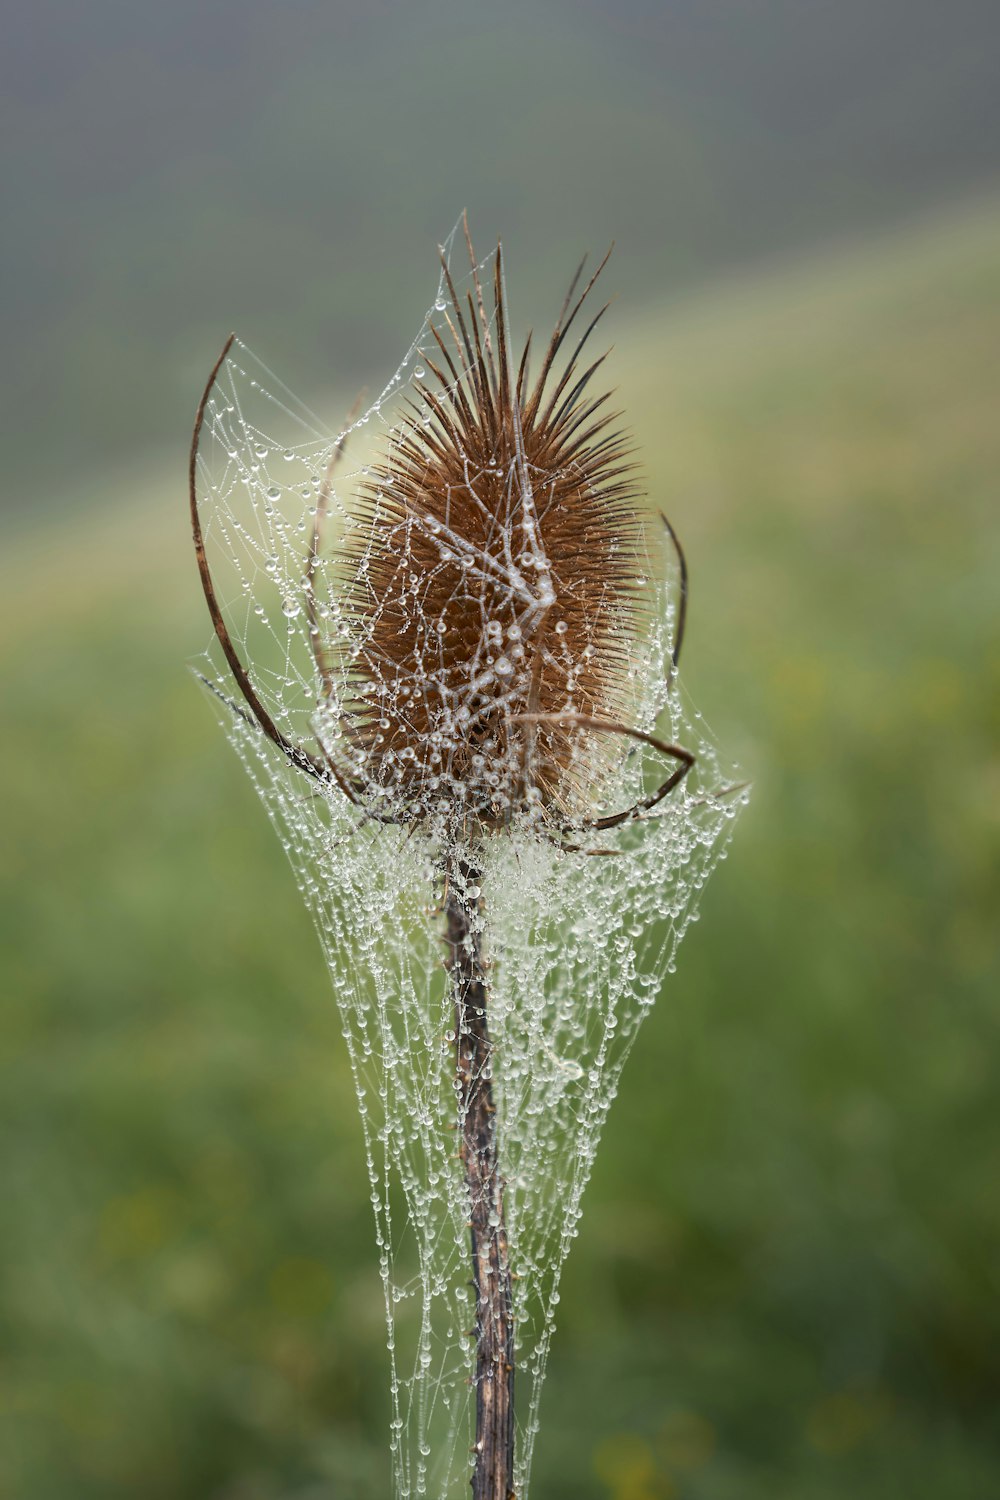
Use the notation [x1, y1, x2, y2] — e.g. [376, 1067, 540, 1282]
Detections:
[444, 856, 516, 1500]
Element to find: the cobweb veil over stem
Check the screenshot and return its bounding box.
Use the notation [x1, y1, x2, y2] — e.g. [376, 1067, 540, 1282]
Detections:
[190, 218, 747, 1499]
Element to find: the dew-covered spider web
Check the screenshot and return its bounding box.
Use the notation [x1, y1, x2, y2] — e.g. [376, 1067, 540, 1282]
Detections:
[191, 221, 747, 1499]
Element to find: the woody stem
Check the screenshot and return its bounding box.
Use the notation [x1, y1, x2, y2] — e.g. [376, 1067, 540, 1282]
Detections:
[445, 854, 516, 1500]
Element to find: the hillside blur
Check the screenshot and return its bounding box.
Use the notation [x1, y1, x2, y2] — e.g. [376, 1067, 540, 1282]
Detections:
[3, 194, 999, 1497]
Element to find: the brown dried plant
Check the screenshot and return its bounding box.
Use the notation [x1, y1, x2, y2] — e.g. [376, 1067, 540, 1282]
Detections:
[190, 217, 696, 1500]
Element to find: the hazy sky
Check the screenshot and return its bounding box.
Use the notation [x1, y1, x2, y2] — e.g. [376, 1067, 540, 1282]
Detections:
[4, 0, 1000, 503]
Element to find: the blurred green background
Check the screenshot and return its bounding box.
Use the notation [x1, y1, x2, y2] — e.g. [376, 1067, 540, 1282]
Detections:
[2, 3, 999, 1497]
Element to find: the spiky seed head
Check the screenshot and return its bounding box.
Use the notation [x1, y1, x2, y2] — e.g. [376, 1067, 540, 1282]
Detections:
[336, 227, 652, 831]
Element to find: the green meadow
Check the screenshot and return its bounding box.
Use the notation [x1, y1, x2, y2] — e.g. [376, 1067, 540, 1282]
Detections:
[2, 198, 998, 1498]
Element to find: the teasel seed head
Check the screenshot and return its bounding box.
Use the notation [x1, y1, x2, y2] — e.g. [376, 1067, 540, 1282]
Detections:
[335, 222, 652, 832]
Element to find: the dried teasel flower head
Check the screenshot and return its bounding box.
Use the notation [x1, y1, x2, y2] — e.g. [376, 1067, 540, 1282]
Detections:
[190, 219, 743, 1500]
[331, 220, 664, 833]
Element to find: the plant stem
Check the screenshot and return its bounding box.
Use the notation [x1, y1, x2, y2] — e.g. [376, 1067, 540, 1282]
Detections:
[445, 852, 516, 1500]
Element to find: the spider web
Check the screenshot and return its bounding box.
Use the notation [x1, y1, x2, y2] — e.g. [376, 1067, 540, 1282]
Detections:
[192, 222, 747, 1499]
